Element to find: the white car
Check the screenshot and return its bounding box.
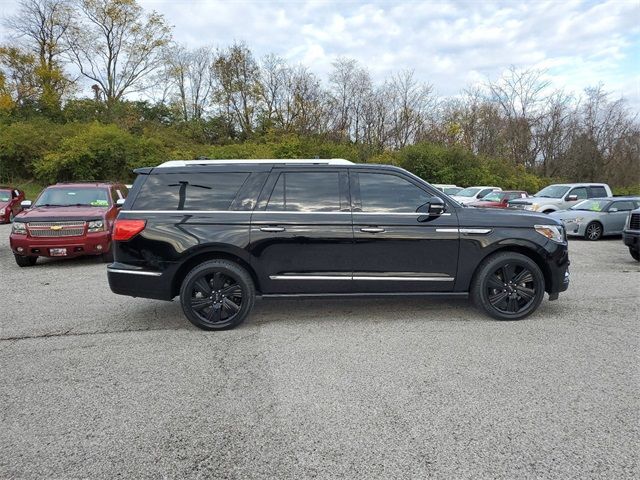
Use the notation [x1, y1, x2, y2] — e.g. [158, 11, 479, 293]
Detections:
[508, 183, 612, 213]
[432, 184, 463, 195]
[451, 186, 502, 205]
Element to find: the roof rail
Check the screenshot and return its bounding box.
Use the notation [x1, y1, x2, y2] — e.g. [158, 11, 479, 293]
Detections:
[157, 158, 354, 167]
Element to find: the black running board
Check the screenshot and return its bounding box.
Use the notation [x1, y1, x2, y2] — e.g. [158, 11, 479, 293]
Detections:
[258, 292, 469, 299]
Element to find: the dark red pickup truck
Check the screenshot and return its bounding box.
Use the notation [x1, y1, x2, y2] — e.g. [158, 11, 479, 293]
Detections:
[10, 182, 127, 267]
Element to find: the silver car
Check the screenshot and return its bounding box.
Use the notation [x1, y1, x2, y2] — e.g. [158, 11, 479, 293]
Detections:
[550, 197, 640, 240]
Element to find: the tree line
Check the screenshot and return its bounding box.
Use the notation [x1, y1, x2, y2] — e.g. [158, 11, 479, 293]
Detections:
[0, 0, 638, 191]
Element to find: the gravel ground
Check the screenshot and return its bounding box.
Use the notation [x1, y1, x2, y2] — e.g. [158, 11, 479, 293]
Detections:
[0, 222, 638, 479]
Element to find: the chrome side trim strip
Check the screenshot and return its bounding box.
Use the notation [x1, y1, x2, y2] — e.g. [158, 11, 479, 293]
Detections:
[435, 228, 492, 234]
[108, 268, 162, 277]
[123, 210, 452, 216]
[269, 275, 454, 282]
[460, 228, 492, 234]
[269, 275, 351, 280]
[353, 276, 454, 282]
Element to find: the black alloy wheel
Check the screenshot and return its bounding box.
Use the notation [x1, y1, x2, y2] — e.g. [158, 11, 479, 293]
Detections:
[180, 260, 255, 330]
[585, 222, 602, 241]
[472, 252, 545, 320]
[486, 263, 537, 315]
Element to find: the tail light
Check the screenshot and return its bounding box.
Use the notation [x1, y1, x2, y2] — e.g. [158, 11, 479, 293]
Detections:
[113, 219, 146, 241]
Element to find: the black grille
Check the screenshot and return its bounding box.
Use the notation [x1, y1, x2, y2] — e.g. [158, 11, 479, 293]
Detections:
[630, 213, 640, 230]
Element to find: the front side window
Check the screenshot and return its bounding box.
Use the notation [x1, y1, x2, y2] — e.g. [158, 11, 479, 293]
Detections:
[132, 173, 249, 211]
[569, 187, 588, 200]
[0, 190, 10, 202]
[34, 187, 110, 207]
[357, 173, 431, 213]
[266, 172, 341, 212]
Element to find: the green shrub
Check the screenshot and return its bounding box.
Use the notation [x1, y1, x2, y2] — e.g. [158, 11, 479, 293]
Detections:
[34, 123, 166, 183]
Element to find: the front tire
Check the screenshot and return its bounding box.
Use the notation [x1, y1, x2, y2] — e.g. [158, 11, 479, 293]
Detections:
[585, 222, 603, 241]
[630, 248, 640, 262]
[471, 252, 545, 320]
[179, 259, 255, 330]
[14, 254, 37, 267]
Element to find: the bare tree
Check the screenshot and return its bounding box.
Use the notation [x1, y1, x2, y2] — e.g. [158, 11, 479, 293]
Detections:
[211, 42, 262, 137]
[163, 44, 212, 121]
[4, 0, 75, 108]
[67, 0, 171, 104]
[385, 70, 435, 149]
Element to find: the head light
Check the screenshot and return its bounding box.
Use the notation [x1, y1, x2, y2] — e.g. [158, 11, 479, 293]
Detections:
[88, 220, 105, 232]
[12, 222, 27, 235]
[535, 224, 565, 243]
[524, 204, 540, 211]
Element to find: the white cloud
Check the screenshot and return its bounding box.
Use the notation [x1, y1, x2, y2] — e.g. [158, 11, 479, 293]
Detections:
[1, 0, 637, 109]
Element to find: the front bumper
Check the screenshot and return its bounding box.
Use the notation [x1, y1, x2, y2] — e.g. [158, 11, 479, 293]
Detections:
[623, 230, 639, 248]
[10, 231, 111, 258]
[559, 219, 586, 237]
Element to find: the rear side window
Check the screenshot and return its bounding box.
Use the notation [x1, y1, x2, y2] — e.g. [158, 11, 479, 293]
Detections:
[610, 201, 635, 211]
[266, 172, 342, 212]
[132, 173, 249, 211]
[590, 186, 607, 198]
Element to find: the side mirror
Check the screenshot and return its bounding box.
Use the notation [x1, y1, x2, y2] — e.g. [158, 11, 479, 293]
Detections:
[566, 194, 578, 202]
[609, 207, 618, 213]
[116, 198, 126, 207]
[21, 200, 32, 209]
[417, 197, 446, 219]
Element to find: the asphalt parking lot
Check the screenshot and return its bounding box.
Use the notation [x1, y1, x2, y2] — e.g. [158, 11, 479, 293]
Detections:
[1, 223, 638, 479]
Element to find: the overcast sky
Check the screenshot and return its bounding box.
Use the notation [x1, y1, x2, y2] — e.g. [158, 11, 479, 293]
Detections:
[1, 0, 639, 109]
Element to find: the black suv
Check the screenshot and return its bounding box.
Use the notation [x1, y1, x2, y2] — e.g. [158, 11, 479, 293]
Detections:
[107, 159, 570, 330]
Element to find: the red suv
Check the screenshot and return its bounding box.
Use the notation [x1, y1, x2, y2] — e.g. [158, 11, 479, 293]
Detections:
[469, 191, 528, 209]
[0, 186, 25, 223]
[10, 182, 127, 267]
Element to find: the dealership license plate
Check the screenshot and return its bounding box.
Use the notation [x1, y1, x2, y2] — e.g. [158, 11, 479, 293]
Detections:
[49, 248, 67, 257]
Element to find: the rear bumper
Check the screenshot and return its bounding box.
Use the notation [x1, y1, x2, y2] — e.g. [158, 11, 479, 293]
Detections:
[107, 262, 174, 300]
[10, 232, 111, 258]
[623, 230, 639, 248]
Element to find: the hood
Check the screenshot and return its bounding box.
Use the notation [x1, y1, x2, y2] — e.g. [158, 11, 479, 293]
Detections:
[15, 205, 108, 222]
[458, 206, 563, 228]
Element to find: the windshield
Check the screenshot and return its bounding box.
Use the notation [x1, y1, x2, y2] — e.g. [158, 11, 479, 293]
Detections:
[570, 199, 609, 212]
[535, 185, 570, 198]
[455, 187, 481, 197]
[34, 187, 110, 207]
[0, 190, 10, 202]
[481, 192, 504, 202]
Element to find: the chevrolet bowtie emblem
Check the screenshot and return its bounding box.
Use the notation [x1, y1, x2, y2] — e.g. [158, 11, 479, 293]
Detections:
[50, 225, 63, 231]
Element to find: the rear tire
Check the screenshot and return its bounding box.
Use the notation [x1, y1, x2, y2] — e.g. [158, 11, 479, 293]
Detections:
[14, 254, 37, 267]
[630, 248, 640, 262]
[179, 259, 255, 330]
[585, 222, 602, 241]
[471, 252, 545, 321]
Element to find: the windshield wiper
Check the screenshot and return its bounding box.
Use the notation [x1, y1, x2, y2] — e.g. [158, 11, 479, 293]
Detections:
[34, 203, 65, 207]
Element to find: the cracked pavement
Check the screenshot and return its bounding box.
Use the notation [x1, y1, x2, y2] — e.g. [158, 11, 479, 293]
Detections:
[0, 223, 639, 479]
